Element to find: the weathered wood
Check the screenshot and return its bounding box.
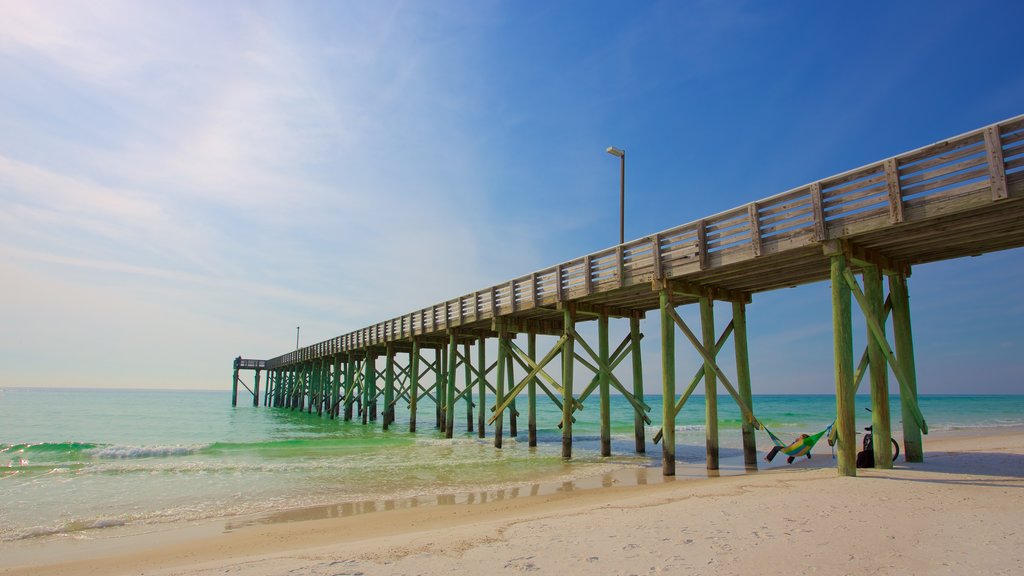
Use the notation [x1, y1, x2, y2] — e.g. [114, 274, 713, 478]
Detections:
[231, 363, 239, 407]
[598, 311, 611, 457]
[700, 295, 719, 470]
[984, 125, 1008, 200]
[842, 268, 928, 433]
[864, 264, 893, 468]
[660, 289, 675, 476]
[409, 342, 419, 432]
[494, 326, 506, 449]
[733, 301, 757, 470]
[889, 273, 923, 462]
[528, 332, 538, 447]
[477, 337, 487, 438]
[748, 203, 762, 256]
[630, 316, 645, 454]
[696, 220, 709, 270]
[507, 346, 518, 438]
[809, 182, 827, 241]
[831, 254, 856, 477]
[885, 158, 904, 224]
[445, 333, 457, 438]
[464, 340, 471, 430]
[562, 306, 575, 459]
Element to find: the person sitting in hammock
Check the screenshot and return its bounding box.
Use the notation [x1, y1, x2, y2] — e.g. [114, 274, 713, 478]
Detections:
[764, 433, 812, 464]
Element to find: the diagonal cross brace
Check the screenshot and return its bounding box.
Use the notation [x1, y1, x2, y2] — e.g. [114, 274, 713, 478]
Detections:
[854, 294, 892, 393]
[842, 269, 928, 433]
[488, 334, 571, 424]
[653, 319, 735, 444]
[665, 306, 760, 429]
[570, 328, 652, 416]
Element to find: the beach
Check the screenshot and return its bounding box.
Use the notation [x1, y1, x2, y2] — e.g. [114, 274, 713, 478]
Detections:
[3, 428, 1022, 576]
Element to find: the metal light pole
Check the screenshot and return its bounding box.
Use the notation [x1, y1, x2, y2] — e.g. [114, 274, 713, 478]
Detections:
[296, 326, 300, 350]
[606, 146, 625, 244]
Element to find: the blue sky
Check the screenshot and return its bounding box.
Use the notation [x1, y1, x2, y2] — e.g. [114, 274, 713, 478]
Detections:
[1, 1, 1022, 393]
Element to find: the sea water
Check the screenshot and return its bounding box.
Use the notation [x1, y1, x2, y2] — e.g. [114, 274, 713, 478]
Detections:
[1, 388, 1022, 541]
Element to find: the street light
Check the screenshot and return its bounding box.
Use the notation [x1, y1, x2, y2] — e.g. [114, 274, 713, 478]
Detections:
[606, 146, 625, 245]
[296, 326, 300, 350]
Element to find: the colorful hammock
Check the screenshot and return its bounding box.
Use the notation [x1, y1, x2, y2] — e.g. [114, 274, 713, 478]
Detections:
[763, 421, 835, 459]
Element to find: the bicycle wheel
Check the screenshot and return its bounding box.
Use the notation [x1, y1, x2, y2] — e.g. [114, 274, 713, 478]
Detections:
[891, 438, 900, 461]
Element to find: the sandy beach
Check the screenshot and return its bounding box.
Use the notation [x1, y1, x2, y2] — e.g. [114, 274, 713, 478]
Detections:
[3, 429, 1022, 576]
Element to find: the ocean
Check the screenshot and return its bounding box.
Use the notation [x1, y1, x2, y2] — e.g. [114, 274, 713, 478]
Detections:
[2, 387, 1022, 542]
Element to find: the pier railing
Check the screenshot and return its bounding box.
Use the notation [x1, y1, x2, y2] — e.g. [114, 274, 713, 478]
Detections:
[265, 114, 1023, 369]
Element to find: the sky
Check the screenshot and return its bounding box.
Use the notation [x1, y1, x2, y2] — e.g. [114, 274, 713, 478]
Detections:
[1, 1, 1022, 394]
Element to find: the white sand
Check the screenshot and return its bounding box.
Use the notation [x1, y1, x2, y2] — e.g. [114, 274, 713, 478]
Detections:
[3, 430, 1022, 576]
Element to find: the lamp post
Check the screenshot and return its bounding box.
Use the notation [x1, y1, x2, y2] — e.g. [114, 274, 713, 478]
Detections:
[296, 326, 300, 350]
[606, 146, 625, 245]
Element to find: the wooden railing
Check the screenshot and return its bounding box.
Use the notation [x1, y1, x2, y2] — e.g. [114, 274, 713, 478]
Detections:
[265, 115, 1024, 369]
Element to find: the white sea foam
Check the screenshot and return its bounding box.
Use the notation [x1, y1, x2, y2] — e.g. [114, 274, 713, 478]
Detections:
[88, 445, 201, 459]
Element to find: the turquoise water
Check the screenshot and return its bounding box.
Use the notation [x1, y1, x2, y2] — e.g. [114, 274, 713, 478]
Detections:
[1, 388, 1022, 541]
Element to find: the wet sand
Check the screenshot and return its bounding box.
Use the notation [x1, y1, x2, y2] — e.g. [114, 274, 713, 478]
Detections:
[3, 429, 1023, 576]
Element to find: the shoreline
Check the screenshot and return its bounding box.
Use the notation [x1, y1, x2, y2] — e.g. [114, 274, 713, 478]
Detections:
[4, 427, 1024, 575]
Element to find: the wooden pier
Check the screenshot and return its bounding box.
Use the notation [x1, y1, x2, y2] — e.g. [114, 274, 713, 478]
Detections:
[233, 114, 1024, 476]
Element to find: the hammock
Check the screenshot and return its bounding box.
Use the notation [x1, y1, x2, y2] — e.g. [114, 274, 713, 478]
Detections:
[762, 421, 835, 461]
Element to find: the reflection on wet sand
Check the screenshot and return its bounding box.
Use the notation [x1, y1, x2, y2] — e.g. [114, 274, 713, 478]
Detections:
[225, 459, 750, 532]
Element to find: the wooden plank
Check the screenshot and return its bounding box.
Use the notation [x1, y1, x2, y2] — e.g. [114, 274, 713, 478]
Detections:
[759, 214, 815, 237]
[822, 182, 888, 210]
[898, 153, 987, 188]
[984, 124, 1008, 200]
[809, 181, 826, 241]
[885, 158, 904, 224]
[821, 163, 885, 193]
[822, 171, 887, 201]
[825, 193, 888, 218]
[898, 131, 984, 166]
[899, 139, 983, 176]
[900, 165, 987, 197]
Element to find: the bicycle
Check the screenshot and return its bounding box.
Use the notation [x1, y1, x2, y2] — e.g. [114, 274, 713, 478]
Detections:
[857, 408, 901, 467]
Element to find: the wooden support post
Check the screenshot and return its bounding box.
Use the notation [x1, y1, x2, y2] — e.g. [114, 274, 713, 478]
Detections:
[599, 310, 612, 457]
[890, 273, 923, 462]
[630, 316, 646, 454]
[436, 347, 444, 430]
[864, 265, 893, 468]
[528, 332, 538, 448]
[344, 357, 355, 421]
[495, 325, 507, 449]
[446, 332, 457, 439]
[660, 289, 676, 476]
[409, 341, 420, 433]
[315, 361, 323, 416]
[384, 343, 396, 430]
[732, 301, 757, 470]
[253, 369, 261, 407]
[507, 342, 518, 438]
[700, 295, 719, 470]
[363, 351, 372, 425]
[464, 342, 473, 433]
[477, 337, 487, 439]
[561, 306, 575, 459]
[831, 254, 857, 476]
[231, 360, 239, 407]
[327, 354, 335, 416]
